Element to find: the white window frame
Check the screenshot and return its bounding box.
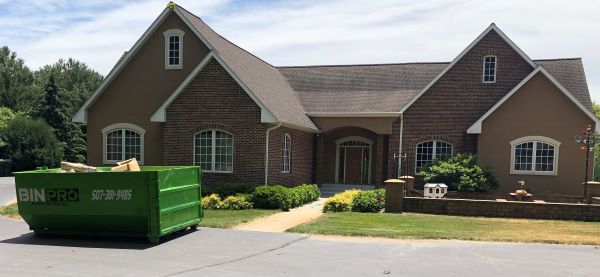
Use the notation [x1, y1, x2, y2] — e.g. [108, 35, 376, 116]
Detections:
[282, 133, 291, 173]
[510, 136, 560, 176]
[101, 123, 145, 165]
[193, 129, 234, 173]
[163, 29, 185, 70]
[415, 140, 453, 174]
[483, 55, 497, 83]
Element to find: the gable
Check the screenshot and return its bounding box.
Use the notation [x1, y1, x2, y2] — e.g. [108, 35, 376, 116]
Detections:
[400, 24, 536, 114]
[74, 8, 210, 123]
[468, 68, 600, 133]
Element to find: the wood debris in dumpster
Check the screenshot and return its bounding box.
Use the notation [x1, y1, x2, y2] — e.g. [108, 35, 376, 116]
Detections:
[60, 162, 97, 172]
[111, 158, 141, 172]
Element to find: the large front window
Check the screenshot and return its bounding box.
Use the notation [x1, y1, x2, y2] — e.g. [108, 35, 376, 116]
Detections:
[415, 140, 453, 174]
[194, 130, 233, 173]
[511, 136, 560, 175]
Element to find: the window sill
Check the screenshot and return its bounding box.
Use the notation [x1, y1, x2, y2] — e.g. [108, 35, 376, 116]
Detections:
[165, 65, 183, 70]
[482, 81, 496, 84]
[510, 170, 557, 176]
[281, 171, 291, 174]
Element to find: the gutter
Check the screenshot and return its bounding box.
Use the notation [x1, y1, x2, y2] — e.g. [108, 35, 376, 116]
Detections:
[398, 113, 404, 178]
[265, 123, 282, 185]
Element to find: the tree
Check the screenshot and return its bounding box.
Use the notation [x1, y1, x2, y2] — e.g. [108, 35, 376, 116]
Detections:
[2, 115, 63, 171]
[32, 74, 86, 163]
[0, 46, 35, 112]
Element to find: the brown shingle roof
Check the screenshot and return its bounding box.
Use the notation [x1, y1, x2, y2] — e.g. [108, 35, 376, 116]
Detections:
[278, 59, 592, 113]
[177, 7, 318, 131]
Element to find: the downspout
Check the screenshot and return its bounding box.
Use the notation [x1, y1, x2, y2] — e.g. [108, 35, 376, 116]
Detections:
[265, 123, 282, 185]
[397, 113, 404, 178]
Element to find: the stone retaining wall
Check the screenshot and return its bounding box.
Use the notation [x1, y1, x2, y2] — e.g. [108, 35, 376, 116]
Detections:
[403, 197, 600, 221]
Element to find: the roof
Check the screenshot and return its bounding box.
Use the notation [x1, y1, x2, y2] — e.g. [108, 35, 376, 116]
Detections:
[278, 59, 592, 113]
[175, 7, 318, 132]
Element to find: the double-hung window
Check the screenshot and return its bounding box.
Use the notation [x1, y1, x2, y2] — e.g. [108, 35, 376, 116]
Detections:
[483, 55, 496, 83]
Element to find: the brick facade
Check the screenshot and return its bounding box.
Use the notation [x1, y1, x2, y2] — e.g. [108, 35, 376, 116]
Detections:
[164, 59, 269, 186]
[388, 30, 535, 178]
[267, 127, 314, 186]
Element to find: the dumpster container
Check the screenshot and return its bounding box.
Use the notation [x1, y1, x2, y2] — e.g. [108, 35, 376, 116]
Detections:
[14, 166, 202, 243]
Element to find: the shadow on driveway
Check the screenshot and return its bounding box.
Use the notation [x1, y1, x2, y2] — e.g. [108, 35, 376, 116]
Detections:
[0, 228, 198, 250]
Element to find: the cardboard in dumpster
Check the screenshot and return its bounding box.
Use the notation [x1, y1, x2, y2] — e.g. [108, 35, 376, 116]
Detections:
[111, 158, 141, 172]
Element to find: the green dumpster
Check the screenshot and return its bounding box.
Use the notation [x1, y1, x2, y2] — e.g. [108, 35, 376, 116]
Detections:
[14, 166, 202, 243]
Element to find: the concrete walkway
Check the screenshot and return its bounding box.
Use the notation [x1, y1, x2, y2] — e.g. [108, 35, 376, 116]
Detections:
[234, 199, 325, 232]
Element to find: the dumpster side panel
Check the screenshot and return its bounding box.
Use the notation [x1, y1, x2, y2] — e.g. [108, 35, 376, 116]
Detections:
[157, 167, 202, 236]
[15, 170, 150, 237]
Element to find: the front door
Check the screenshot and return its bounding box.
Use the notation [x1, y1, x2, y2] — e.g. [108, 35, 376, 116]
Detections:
[344, 147, 363, 184]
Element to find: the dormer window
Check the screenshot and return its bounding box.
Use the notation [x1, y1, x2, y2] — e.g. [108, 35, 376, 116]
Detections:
[163, 29, 184, 69]
[483, 55, 496, 83]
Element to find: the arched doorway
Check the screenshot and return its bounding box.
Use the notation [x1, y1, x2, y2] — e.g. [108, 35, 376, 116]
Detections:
[335, 136, 372, 184]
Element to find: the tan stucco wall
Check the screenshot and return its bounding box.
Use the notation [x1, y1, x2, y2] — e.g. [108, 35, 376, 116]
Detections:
[478, 72, 594, 195]
[311, 117, 396, 134]
[86, 13, 210, 166]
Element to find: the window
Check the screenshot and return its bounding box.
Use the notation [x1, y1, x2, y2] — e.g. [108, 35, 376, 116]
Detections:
[102, 123, 145, 164]
[510, 136, 560, 175]
[194, 130, 233, 173]
[415, 140, 453, 174]
[163, 29, 184, 69]
[282, 134, 291, 173]
[483, 55, 496, 83]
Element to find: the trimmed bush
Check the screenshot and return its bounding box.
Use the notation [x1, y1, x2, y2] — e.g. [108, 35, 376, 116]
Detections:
[202, 182, 261, 197]
[221, 195, 253, 210]
[252, 184, 320, 211]
[419, 153, 498, 192]
[2, 116, 63, 171]
[323, 190, 360, 212]
[351, 189, 385, 213]
[201, 194, 222, 210]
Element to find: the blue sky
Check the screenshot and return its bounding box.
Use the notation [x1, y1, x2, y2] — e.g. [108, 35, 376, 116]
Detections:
[2, 0, 600, 102]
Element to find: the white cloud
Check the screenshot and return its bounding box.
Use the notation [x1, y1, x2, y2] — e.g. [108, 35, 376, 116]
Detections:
[4, 0, 600, 101]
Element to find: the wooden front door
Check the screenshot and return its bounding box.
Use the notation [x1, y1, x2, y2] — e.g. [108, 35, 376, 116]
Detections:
[344, 147, 363, 184]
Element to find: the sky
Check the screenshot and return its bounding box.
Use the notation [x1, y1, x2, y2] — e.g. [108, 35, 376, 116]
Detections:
[1, 0, 600, 102]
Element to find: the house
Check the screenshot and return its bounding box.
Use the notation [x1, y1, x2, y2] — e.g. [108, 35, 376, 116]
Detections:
[74, 3, 599, 196]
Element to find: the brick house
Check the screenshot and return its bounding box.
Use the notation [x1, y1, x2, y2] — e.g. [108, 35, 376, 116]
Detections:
[75, 4, 599, 196]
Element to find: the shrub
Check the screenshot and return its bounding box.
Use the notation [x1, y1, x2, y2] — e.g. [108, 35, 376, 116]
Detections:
[221, 195, 253, 210]
[202, 182, 260, 197]
[419, 153, 498, 192]
[201, 194, 222, 210]
[2, 116, 63, 171]
[351, 189, 385, 213]
[251, 184, 320, 211]
[323, 190, 360, 212]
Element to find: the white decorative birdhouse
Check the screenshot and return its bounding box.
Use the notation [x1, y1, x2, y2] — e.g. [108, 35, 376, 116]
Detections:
[424, 183, 448, 198]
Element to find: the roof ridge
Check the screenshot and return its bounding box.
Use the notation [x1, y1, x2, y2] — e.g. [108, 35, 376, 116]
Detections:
[533, 57, 582, 62]
[277, 61, 451, 69]
[176, 5, 276, 68]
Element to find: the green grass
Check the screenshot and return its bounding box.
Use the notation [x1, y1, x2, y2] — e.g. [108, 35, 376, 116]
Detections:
[0, 203, 20, 219]
[200, 209, 279, 229]
[288, 212, 600, 245]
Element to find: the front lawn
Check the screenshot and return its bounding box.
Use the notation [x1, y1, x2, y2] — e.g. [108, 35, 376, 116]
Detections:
[0, 203, 19, 219]
[288, 212, 600, 245]
[200, 209, 279, 229]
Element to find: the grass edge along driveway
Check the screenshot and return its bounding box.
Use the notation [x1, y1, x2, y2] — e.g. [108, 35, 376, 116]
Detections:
[287, 212, 600, 246]
[0, 203, 279, 229]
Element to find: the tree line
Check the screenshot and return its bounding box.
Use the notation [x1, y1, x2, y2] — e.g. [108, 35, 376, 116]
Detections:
[0, 46, 103, 171]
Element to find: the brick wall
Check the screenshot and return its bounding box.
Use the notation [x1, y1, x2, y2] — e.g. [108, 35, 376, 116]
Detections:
[403, 197, 600, 221]
[164, 58, 269, 186]
[267, 127, 314, 186]
[388, 30, 535, 177]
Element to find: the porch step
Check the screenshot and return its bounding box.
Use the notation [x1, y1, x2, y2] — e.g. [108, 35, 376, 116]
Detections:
[319, 183, 376, 198]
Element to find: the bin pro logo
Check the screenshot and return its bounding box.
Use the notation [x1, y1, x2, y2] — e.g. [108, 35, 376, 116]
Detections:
[18, 188, 80, 202]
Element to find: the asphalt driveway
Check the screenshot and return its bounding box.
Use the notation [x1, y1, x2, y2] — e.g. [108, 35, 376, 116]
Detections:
[0, 177, 15, 205]
[0, 217, 599, 276]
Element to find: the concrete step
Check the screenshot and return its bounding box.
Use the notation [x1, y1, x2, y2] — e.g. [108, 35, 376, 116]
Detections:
[319, 183, 376, 197]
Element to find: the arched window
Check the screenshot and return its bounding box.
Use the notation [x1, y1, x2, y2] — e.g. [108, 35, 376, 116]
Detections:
[282, 134, 291, 173]
[194, 130, 233, 173]
[163, 29, 184, 69]
[483, 55, 496, 83]
[510, 136, 560, 175]
[415, 140, 453, 174]
[102, 123, 145, 164]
